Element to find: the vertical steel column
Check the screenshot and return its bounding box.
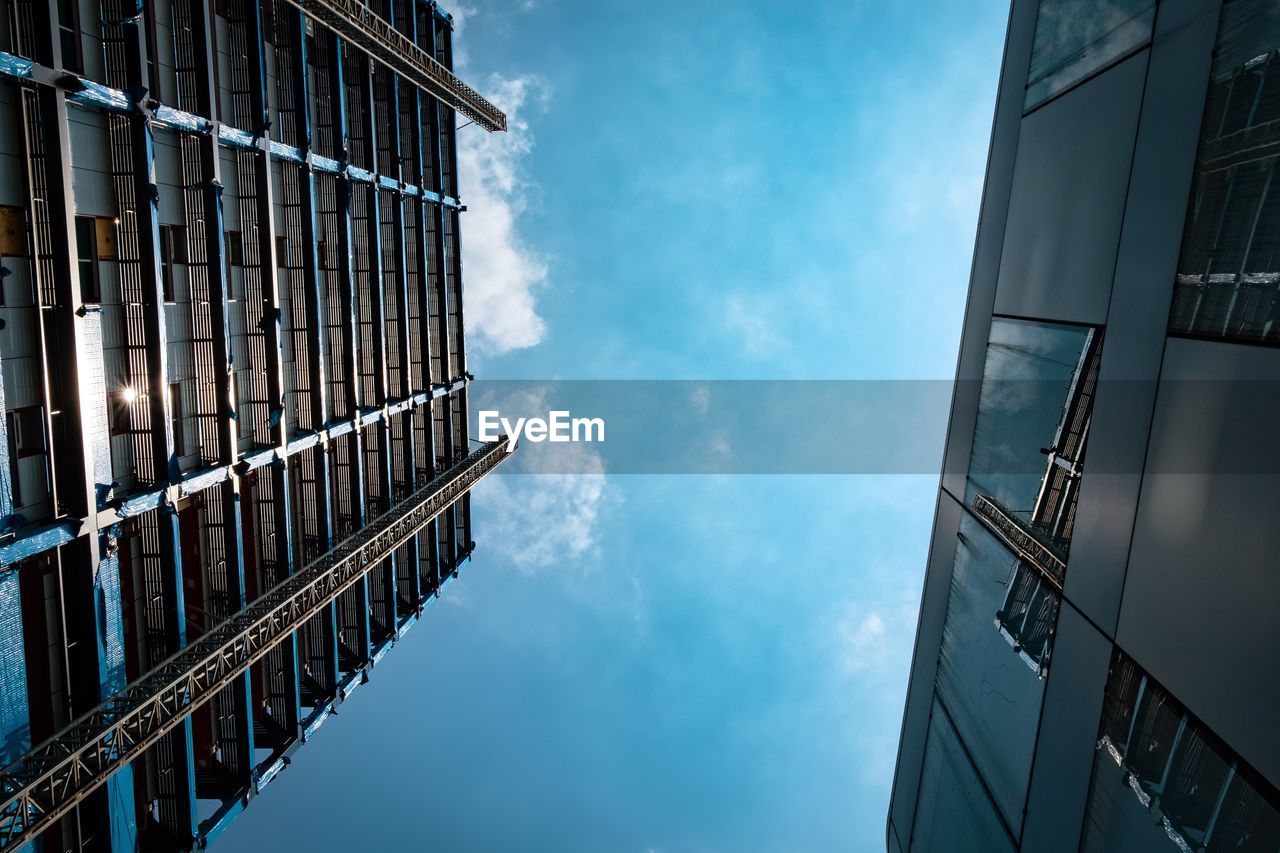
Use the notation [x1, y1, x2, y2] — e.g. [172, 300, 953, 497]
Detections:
[385, 0, 420, 610]
[244, 0, 289, 460]
[25, 0, 144, 846]
[187, 0, 255, 807]
[330, 34, 361, 423]
[329, 32, 371, 666]
[436, 20, 473, 558]
[27, 0, 98, 530]
[111, 5, 190, 849]
[294, 16, 331, 439]
[292, 10, 340, 709]
[424, 16, 458, 571]
[360, 21, 398, 642]
[268, 3, 322, 737]
[405, 2, 439, 600]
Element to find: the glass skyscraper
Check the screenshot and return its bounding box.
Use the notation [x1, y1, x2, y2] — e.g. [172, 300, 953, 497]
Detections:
[890, 1, 1280, 850]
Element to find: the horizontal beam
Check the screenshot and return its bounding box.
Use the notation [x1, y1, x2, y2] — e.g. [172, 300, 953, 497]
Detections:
[0, 51, 464, 205]
[0, 438, 514, 850]
[290, 0, 506, 131]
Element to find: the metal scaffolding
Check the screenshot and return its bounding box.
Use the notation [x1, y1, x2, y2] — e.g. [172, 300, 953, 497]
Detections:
[0, 439, 512, 851]
[0, 0, 496, 847]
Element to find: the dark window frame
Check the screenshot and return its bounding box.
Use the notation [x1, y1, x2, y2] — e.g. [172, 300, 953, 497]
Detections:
[170, 381, 185, 457]
[74, 215, 101, 304]
[56, 0, 84, 74]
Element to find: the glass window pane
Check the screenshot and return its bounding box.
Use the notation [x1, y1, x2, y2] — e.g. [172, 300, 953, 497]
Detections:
[966, 318, 1100, 569]
[1025, 0, 1156, 111]
[1081, 651, 1280, 853]
[909, 700, 1016, 853]
[936, 514, 1053, 831]
[1170, 0, 1280, 344]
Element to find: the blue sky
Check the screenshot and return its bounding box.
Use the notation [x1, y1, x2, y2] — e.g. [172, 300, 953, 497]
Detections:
[222, 2, 1007, 850]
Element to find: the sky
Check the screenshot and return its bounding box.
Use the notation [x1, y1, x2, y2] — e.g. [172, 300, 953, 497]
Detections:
[222, 2, 1008, 850]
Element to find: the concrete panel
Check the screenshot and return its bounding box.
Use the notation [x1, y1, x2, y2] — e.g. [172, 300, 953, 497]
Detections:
[1066, 0, 1221, 636]
[1119, 337, 1280, 789]
[1020, 605, 1112, 853]
[993, 50, 1148, 326]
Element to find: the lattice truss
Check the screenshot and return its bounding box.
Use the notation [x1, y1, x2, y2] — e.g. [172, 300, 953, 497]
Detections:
[0, 440, 512, 850]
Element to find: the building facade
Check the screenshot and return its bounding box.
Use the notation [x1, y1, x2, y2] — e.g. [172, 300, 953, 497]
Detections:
[890, 0, 1280, 851]
[0, 0, 509, 850]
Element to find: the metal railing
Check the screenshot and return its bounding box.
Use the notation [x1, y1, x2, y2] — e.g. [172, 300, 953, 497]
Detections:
[287, 0, 507, 132]
[0, 437, 514, 849]
[971, 493, 1066, 589]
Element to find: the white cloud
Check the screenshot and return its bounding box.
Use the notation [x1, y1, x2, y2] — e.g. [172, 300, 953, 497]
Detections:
[688, 384, 711, 416]
[723, 293, 785, 359]
[473, 466, 615, 572]
[838, 611, 888, 674]
[449, 6, 549, 356]
[456, 75, 550, 355]
[470, 385, 618, 571]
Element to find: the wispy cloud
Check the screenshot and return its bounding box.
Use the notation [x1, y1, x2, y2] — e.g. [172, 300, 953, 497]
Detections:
[722, 293, 786, 359]
[470, 386, 619, 571]
[473, 465, 616, 572]
[838, 611, 888, 674]
[450, 6, 550, 355]
[456, 75, 551, 355]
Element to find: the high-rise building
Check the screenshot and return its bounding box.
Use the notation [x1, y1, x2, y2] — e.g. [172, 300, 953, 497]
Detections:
[890, 1, 1280, 850]
[0, 0, 511, 850]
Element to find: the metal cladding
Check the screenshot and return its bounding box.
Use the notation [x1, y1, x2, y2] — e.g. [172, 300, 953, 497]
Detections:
[0, 0, 496, 848]
[889, 2, 1280, 852]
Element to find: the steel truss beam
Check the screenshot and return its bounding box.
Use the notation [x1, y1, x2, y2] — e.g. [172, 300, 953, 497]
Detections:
[0, 439, 513, 850]
[288, 0, 506, 131]
[971, 493, 1066, 589]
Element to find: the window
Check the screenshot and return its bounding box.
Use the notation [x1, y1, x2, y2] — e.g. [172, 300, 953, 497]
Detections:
[5, 414, 19, 509]
[967, 318, 1102, 565]
[933, 515, 1052, 834]
[56, 0, 83, 74]
[225, 231, 244, 301]
[226, 230, 244, 267]
[9, 408, 47, 459]
[1170, 0, 1280, 345]
[170, 382, 184, 457]
[275, 235, 290, 268]
[261, 0, 276, 45]
[1024, 0, 1156, 111]
[7, 407, 47, 509]
[909, 702, 1016, 853]
[1080, 651, 1280, 852]
[110, 388, 133, 436]
[160, 224, 187, 303]
[74, 215, 101, 304]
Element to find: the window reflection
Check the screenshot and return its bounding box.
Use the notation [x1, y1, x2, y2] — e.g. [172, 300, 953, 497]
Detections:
[970, 321, 1100, 672]
[1081, 652, 1280, 852]
[1025, 0, 1156, 111]
[967, 319, 1102, 584]
[912, 319, 1104, 839]
[937, 515, 1049, 831]
[910, 701, 1016, 853]
[1171, 0, 1280, 344]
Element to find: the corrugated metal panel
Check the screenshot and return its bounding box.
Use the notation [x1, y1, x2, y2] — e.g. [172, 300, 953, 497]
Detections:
[0, 571, 30, 766]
